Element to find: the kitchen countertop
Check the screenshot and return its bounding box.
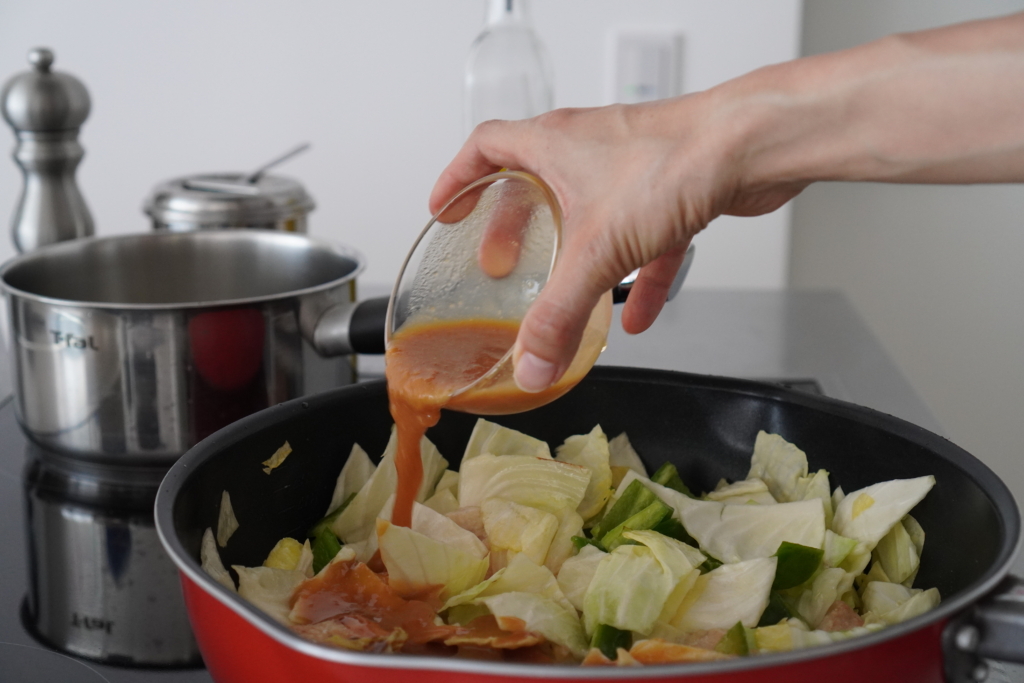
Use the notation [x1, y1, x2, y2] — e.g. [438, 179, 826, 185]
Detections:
[0, 288, 1019, 681]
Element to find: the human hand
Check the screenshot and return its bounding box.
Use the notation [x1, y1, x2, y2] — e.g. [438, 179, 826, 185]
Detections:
[430, 94, 803, 392]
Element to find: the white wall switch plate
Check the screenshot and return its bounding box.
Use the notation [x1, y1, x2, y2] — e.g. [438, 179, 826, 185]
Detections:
[607, 28, 683, 104]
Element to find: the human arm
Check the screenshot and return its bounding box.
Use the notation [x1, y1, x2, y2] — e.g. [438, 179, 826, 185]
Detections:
[430, 12, 1024, 392]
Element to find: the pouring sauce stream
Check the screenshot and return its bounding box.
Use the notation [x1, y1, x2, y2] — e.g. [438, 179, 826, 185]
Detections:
[385, 319, 519, 527]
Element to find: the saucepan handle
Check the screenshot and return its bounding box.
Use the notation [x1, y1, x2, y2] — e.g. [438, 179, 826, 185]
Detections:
[944, 574, 1024, 681]
[307, 296, 390, 356]
[307, 244, 696, 356]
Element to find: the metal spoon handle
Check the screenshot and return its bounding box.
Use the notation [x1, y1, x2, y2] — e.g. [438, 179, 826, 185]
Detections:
[246, 142, 311, 183]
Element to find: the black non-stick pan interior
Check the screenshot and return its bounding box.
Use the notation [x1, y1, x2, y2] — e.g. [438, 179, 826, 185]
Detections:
[165, 366, 1020, 608]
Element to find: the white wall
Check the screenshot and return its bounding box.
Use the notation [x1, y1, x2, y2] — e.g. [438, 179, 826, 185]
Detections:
[792, 0, 1024, 497]
[0, 0, 800, 289]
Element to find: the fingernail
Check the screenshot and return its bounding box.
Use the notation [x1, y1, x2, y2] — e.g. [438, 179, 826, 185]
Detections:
[514, 352, 558, 393]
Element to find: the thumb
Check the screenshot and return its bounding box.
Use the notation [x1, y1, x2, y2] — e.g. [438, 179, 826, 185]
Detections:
[512, 240, 619, 393]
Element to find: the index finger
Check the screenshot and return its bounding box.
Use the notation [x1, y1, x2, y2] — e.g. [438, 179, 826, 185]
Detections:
[429, 120, 531, 214]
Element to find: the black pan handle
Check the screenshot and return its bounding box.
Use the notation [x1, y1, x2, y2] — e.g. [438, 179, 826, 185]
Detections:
[944, 574, 1024, 681]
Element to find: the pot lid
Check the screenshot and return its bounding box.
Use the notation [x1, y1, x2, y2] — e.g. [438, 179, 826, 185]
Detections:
[143, 173, 316, 225]
[1, 47, 90, 133]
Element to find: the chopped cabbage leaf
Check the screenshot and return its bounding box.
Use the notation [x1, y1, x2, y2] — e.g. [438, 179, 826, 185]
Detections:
[295, 539, 314, 578]
[344, 536, 376, 565]
[629, 529, 707, 570]
[794, 567, 856, 628]
[823, 531, 858, 569]
[832, 486, 846, 511]
[608, 432, 647, 477]
[233, 565, 306, 624]
[217, 490, 239, 547]
[379, 495, 488, 559]
[330, 431, 397, 542]
[900, 515, 926, 587]
[545, 506, 585, 574]
[795, 470, 834, 528]
[611, 470, 825, 563]
[481, 498, 559, 565]
[331, 427, 448, 543]
[261, 441, 293, 475]
[671, 494, 825, 564]
[458, 454, 591, 514]
[832, 476, 935, 552]
[557, 544, 606, 612]
[862, 582, 941, 625]
[625, 530, 704, 622]
[858, 559, 892, 595]
[423, 487, 460, 515]
[200, 528, 235, 591]
[873, 518, 920, 585]
[669, 557, 777, 631]
[861, 580, 915, 615]
[583, 530, 701, 636]
[747, 433, 833, 526]
[839, 547, 872, 577]
[903, 514, 926, 556]
[445, 552, 575, 616]
[463, 418, 551, 461]
[326, 443, 375, 515]
[479, 591, 589, 658]
[376, 519, 488, 601]
[556, 425, 614, 521]
[706, 478, 777, 505]
[878, 588, 940, 625]
[447, 604, 490, 626]
[435, 469, 460, 496]
[263, 537, 304, 570]
[755, 619, 884, 652]
[748, 431, 808, 502]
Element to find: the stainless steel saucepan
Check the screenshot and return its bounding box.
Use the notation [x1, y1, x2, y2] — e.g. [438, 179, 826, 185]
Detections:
[0, 230, 387, 464]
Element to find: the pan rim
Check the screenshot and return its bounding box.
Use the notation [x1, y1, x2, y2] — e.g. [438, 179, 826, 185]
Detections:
[154, 366, 1022, 678]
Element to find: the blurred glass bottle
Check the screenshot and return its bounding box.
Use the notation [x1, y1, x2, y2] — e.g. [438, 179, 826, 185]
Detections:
[464, 0, 553, 136]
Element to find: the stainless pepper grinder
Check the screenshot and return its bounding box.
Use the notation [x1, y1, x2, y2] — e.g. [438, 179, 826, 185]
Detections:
[1, 47, 94, 252]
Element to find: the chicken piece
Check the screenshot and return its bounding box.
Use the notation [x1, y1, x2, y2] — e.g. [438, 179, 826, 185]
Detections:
[629, 639, 734, 664]
[289, 559, 455, 645]
[444, 615, 544, 650]
[818, 600, 865, 632]
[581, 648, 616, 666]
[291, 616, 406, 653]
[581, 645, 659, 667]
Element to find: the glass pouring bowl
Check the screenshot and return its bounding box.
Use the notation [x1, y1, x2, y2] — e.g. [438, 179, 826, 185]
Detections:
[385, 171, 613, 415]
